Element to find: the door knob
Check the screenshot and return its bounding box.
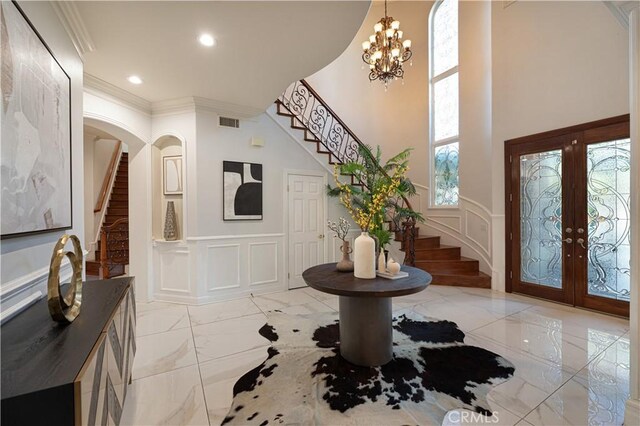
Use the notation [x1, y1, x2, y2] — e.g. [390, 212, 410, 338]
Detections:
[565, 227, 573, 233]
[577, 228, 585, 234]
[562, 238, 573, 244]
[577, 238, 586, 249]
[318, 234, 324, 239]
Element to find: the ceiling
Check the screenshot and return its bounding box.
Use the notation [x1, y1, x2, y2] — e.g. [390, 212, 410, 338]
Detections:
[72, 1, 370, 113]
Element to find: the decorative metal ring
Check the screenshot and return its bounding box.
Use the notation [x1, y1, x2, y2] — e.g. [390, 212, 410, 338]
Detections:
[47, 234, 83, 324]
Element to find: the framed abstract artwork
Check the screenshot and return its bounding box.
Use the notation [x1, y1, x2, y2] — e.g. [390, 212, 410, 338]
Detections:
[163, 155, 183, 195]
[223, 161, 262, 221]
[1, 1, 72, 239]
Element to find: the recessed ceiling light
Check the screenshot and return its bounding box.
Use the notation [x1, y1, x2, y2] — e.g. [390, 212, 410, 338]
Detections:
[127, 75, 143, 85]
[199, 33, 215, 47]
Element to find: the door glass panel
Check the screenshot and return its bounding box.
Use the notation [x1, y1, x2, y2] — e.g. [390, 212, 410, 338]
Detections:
[520, 150, 563, 288]
[586, 139, 631, 301]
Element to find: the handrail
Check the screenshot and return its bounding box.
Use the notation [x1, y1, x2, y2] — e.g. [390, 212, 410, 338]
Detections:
[278, 80, 414, 211]
[94, 140, 122, 213]
[277, 79, 417, 264]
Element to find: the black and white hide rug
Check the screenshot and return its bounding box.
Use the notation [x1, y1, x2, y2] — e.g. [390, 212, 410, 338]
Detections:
[222, 311, 515, 426]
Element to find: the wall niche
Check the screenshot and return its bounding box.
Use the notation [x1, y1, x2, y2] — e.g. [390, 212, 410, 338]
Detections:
[152, 135, 184, 241]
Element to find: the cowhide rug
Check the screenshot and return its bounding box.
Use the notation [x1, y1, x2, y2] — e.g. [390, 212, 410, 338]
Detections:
[222, 310, 515, 426]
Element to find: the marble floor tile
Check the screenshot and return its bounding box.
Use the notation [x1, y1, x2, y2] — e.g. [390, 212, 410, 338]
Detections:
[137, 300, 186, 313]
[512, 304, 629, 342]
[137, 304, 190, 337]
[442, 291, 533, 317]
[302, 286, 337, 302]
[426, 285, 465, 297]
[192, 313, 270, 362]
[267, 299, 337, 316]
[133, 328, 198, 380]
[464, 333, 574, 419]
[472, 316, 613, 374]
[188, 298, 262, 326]
[200, 347, 269, 425]
[524, 337, 630, 426]
[412, 297, 504, 332]
[252, 289, 318, 312]
[121, 365, 209, 426]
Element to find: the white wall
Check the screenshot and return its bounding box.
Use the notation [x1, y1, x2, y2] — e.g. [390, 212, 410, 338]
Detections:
[1, 1, 84, 318]
[491, 0, 629, 213]
[306, 1, 432, 187]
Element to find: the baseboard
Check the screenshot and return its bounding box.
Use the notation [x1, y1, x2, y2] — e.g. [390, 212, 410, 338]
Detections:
[625, 398, 640, 425]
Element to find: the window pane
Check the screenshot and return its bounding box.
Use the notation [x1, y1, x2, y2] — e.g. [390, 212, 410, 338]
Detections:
[434, 142, 459, 205]
[586, 138, 631, 301]
[434, 73, 459, 141]
[433, 0, 458, 75]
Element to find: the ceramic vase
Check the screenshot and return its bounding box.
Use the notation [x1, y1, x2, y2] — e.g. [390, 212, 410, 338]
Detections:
[354, 232, 376, 279]
[164, 201, 178, 241]
[378, 250, 387, 273]
[336, 241, 354, 272]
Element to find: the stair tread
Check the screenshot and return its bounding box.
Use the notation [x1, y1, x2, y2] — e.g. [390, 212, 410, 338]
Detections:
[417, 256, 478, 263]
[429, 270, 491, 277]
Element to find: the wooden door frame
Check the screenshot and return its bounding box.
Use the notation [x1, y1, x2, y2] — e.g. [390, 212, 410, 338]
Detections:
[505, 114, 630, 316]
[283, 169, 328, 290]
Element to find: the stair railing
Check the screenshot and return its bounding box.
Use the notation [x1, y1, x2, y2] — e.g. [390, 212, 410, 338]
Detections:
[277, 80, 417, 265]
[99, 218, 129, 279]
[91, 140, 123, 254]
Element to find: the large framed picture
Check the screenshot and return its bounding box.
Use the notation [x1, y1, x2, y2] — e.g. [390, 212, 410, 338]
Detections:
[1, 1, 72, 239]
[223, 161, 262, 221]
[163, 155, 183, 195]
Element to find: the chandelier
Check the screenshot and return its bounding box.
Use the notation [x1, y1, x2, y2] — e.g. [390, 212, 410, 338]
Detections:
[361, 0, 412, 86]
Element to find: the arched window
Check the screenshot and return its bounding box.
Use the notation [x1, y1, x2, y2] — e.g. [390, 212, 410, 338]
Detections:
[429, 0, 459, 206]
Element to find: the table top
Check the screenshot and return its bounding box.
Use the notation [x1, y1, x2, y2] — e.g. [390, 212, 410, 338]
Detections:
[302, 263, 431, 298]
[1, 277, 133, 399]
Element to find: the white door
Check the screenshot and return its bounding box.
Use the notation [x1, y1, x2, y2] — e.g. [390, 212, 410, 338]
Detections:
[287, 174, 325, 289]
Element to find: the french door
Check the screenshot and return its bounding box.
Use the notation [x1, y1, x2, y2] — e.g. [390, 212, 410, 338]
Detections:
[505, 115, 630, 317]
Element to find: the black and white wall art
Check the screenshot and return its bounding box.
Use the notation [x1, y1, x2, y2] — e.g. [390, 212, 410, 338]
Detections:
[223, 161, 262, 220]
[1, 1, 72, 238]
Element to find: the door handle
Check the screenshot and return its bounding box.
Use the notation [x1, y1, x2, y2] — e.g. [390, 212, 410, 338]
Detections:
[318, 234, 324, 239]
[577, 238, 586, 249]
[562, 238, 573, 244]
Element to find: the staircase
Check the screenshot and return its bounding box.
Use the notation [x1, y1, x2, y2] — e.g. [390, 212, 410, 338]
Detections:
[276, 80, 491, 288]
[86, 153, 129, 277]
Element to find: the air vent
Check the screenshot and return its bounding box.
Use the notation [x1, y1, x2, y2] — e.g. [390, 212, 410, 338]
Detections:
[219, 116, 240, 128]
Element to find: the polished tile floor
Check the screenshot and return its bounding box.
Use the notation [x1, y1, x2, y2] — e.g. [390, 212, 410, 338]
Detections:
[121, 285, 630, 425]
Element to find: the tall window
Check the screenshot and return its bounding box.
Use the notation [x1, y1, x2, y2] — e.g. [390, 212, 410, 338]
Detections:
[429, 0, 459, 206]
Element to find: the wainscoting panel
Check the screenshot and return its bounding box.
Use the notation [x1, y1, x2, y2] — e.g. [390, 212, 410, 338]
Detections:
[153, 234, 286, 304]
[249, 242, 278, 286]
[207, 244, 241, 290]
[159, 250, 190, 294]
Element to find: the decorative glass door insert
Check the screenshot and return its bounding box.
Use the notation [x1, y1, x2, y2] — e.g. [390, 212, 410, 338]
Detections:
[519, 150, 563, 289]
[506, 116, 630, 317]
[585, 138, 631, 302]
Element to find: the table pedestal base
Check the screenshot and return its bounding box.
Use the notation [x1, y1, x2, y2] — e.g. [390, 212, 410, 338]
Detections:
[339, 296, 392, 367]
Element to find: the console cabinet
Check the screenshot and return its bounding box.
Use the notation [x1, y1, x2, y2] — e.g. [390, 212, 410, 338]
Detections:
[1, 277, 136, 425]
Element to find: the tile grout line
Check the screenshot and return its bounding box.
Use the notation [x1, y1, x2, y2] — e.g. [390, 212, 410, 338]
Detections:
[186, 307, 212, 426]
[516, 328, 627, 423]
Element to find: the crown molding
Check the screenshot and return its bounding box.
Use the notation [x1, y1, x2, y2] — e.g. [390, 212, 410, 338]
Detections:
[84, 73, 152, 114]
[152, 96, 264, 119]
[604, 1, 639, 29]
[51, 1, 95, 60]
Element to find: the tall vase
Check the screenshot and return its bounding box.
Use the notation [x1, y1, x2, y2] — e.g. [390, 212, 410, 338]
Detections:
[164, 201, 178, 241]
[354, 232, 376, 279]
[336, 241, 354, 272]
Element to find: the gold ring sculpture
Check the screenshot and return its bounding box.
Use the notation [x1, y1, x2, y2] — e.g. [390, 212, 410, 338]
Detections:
[47, 234, 83, 323]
